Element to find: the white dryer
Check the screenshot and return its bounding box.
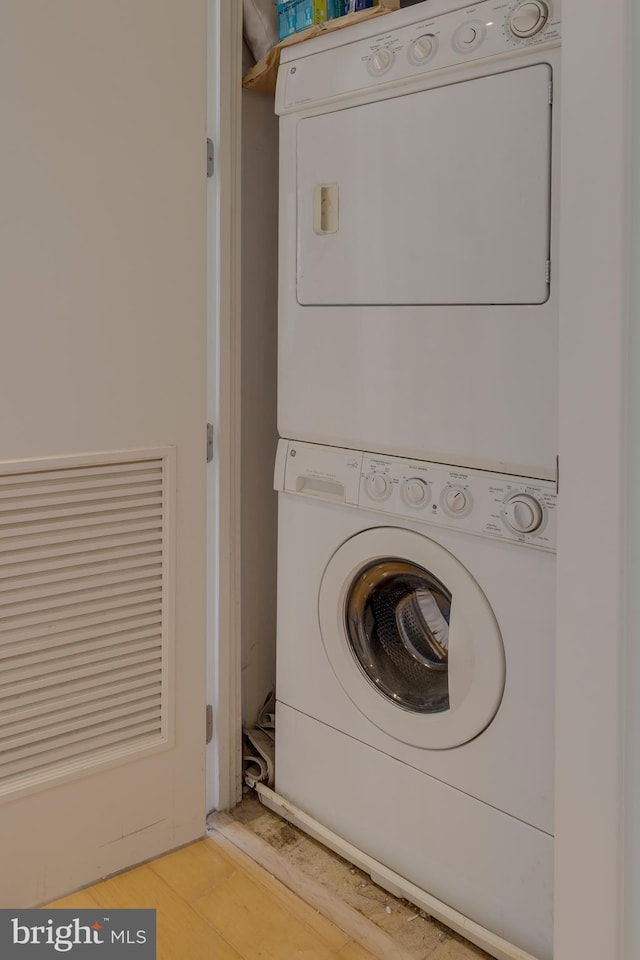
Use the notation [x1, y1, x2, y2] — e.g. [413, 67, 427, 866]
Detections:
[274, 439, 557, 960]
[276, 0, 561, 480]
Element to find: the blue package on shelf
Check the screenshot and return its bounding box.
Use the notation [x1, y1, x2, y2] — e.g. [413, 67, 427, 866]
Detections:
[277, 0, 330, 41]
[278, 0, 378, 42]
[277, 1, 297, 40]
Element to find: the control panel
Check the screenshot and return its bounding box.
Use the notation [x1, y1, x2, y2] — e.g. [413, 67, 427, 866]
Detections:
[279, 0, 561, 111]
[359, 452, 556, 550]
[275, 440, 557, 552]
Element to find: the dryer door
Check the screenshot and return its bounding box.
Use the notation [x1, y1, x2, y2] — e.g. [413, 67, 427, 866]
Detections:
[297, 64, 552, 306]
[319, 528, 505, 749]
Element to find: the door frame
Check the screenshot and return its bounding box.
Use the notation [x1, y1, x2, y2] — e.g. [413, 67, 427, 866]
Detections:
[206, 0, 243, 813]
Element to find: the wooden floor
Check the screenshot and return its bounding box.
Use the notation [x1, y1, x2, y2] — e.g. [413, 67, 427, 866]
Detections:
[46, 834, 380, 960]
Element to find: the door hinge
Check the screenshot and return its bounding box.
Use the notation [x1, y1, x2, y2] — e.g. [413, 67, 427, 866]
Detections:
[545, 260, 551, 284]
[548, 80, 553, 105]
[206, 704, 213, 744]
[207, 422, 214, 463]
[556, 455, 559, 495]
[207, 138, 214, 178]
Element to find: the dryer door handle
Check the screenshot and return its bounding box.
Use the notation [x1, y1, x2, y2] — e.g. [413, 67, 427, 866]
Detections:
[313, 183, 339, 235]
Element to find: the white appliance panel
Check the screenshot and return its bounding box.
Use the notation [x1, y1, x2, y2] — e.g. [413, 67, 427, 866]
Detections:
[276, 704, 553, 960]
[277, 292, 559, 479]
[297, 65, 552, 306]
[276, 487, 556, 833]
[277, 2, 561, 478]
[274, 441, 557, 834]
[274, 441, 556, 959]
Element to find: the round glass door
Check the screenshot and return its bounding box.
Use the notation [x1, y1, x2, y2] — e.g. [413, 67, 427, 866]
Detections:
[345, 559, 451, 714]
[319, 528, 505, 749]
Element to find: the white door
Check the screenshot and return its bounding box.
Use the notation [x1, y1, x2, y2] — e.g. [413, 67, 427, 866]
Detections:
[297, 65, 552, 306]
[0, 1, 208, 905]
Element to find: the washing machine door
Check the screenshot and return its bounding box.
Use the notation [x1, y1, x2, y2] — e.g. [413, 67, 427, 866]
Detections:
[319, 528, 505, 749]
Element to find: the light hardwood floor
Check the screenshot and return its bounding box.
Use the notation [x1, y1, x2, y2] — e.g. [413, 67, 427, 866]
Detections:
[46, 835, 381, 960]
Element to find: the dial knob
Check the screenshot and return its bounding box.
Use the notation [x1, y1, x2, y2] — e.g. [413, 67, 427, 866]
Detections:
[367, 472, 391, 501]
[452, 20, 485, 52]
[504, 494, 544, 534]
[445, 488, 468, 514]
[509, 1, 549, 38]
[402, 477, 430, 508]
[409, 35, 436, 65]
[368, 48, 395, 76]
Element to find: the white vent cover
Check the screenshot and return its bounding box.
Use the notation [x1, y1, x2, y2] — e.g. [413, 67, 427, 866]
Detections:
[0, 449, 174, 798]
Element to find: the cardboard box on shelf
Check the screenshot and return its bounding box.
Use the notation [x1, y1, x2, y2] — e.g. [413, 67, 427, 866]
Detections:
[244, 1, 401, 95]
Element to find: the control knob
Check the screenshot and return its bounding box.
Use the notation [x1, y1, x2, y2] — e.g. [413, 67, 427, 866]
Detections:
[408, 35, 436, 65]
[367, 48, 395, 76]
[401, 477, 430, 508]
[445, 488, 468, 514]
[509, 1, 549, 38]
[367, 472, 392, 501]
[504, 494, 544, 534]
[452, 20, 486, 53]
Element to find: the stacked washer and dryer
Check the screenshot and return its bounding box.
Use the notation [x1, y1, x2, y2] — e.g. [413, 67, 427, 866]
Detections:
[271, 2, 560, 959]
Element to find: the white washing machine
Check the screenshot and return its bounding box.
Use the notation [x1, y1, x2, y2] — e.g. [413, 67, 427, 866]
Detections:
[274, 438, 557, 960]
[276, 0, 561, 480]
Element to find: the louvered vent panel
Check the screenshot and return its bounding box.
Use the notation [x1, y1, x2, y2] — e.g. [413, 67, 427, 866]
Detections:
[0, 453, 172, 795]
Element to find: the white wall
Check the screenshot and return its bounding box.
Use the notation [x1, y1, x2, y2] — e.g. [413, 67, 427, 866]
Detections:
[626, 2, 640, 954]
[556, 1, 630, 958]
[241, 50, 279, 726]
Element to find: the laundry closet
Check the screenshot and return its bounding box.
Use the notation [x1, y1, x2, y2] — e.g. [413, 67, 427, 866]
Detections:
[235, 0, 640, 947]
[239, 4, 561, 959]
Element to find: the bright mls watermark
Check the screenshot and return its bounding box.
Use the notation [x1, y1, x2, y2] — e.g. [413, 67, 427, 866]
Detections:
[0, 910, 156, 957]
